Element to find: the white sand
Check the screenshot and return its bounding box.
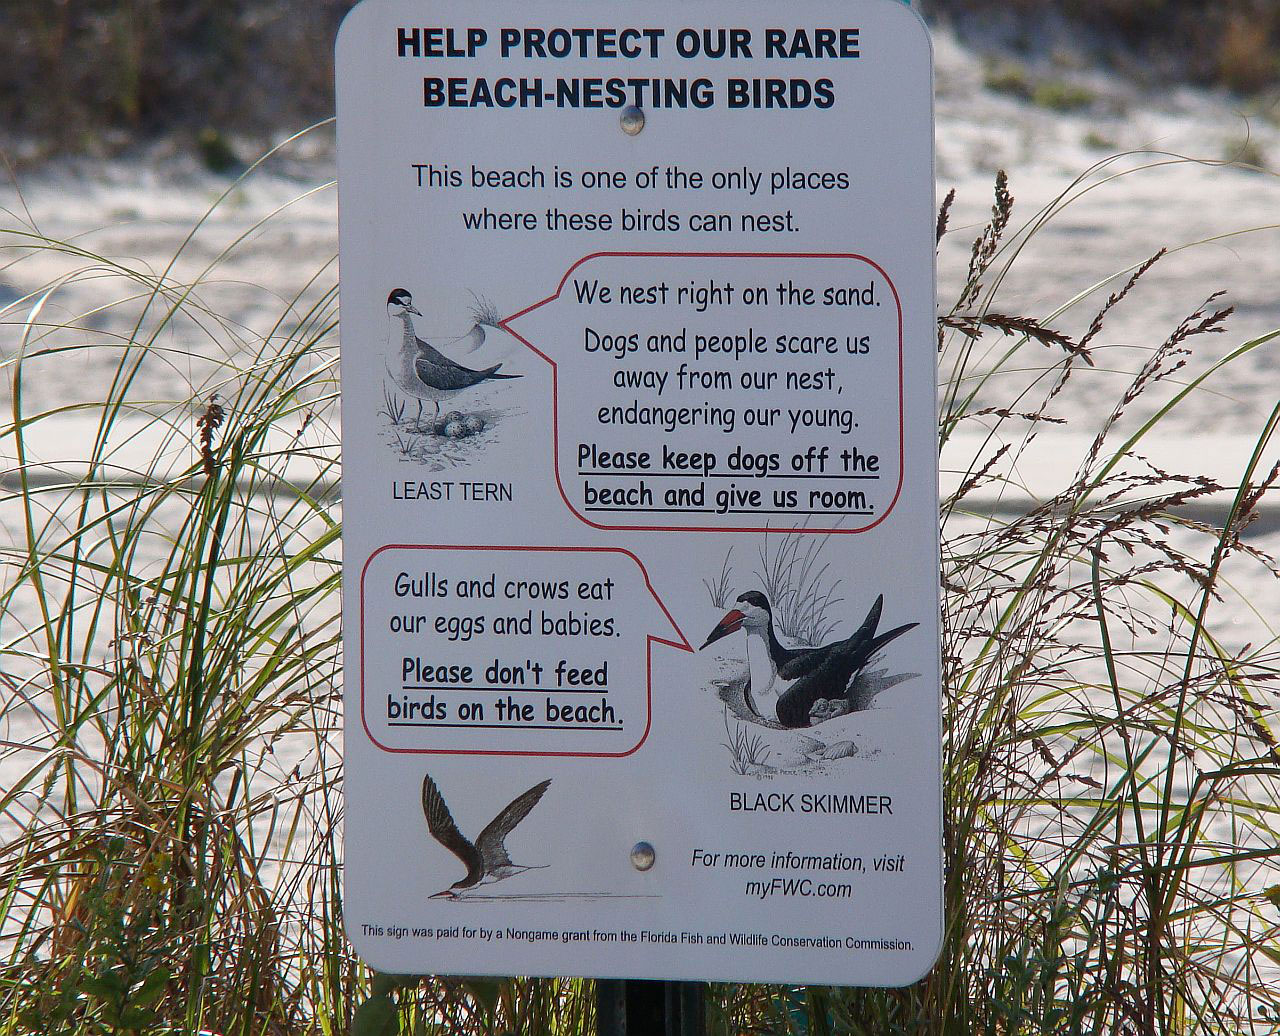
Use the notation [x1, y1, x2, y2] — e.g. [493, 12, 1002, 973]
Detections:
[1, 26, 1276, 652]
[0, 34, 1275, 984]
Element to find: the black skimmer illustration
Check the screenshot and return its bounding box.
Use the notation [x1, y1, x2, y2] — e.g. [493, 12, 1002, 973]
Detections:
[421, 773, 550, 898]
[386, 288, 519, 424]
[700, 592, 916, 729]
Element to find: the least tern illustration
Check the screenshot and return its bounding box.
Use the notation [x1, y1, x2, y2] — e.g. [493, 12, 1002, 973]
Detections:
[421, 773, 551, 898]
[386, 288, 519, 424]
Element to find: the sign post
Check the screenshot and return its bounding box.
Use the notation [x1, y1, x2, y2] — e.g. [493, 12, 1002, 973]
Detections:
[338, 0, 941, 989]
[596, 979, 704, 1036]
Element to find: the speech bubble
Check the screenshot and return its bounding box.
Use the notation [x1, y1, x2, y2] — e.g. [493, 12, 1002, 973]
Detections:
[359, 544, 690, 757]
[502, 252, 905, 533]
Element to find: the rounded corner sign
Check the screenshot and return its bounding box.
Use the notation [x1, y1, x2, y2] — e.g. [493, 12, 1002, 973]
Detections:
[338, 0, 941, 987]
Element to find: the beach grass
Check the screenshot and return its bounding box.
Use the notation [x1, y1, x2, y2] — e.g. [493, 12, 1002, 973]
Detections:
[0, 138, 1278, 1034]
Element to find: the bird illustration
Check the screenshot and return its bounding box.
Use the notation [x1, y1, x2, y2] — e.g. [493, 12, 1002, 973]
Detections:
[386, 288, 520, 425]
[700, 592, 917, 728]
[421, 773, 551, 898]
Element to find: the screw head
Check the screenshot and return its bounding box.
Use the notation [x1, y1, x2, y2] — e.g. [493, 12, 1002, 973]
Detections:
[619, 105, 646, 136]
[630, 841, 656, 870]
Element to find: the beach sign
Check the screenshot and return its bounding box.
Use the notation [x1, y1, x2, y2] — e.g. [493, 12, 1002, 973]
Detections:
[337, 0, 941, 985]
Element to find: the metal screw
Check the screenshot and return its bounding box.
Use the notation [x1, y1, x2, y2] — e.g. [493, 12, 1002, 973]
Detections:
[630, 841, 656, 870]
[619, 105, 645, 136]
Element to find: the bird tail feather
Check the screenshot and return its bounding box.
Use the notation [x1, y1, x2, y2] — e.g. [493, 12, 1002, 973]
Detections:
[866, 622, 917, 657]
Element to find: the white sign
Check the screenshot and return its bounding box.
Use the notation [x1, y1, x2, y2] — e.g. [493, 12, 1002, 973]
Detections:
[338, 0, 940, 986]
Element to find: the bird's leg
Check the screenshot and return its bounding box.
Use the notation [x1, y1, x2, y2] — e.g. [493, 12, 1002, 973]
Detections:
[415, 399, 424, 429]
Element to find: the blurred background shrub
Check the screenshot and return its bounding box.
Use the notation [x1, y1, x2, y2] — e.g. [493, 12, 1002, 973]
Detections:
[0, 0, 353, 157]
[0, 0, 1273, 159]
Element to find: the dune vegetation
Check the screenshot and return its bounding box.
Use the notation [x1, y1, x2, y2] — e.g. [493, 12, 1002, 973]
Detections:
[0, 107, 1277, 1033]
[1, 0, 1275, 163]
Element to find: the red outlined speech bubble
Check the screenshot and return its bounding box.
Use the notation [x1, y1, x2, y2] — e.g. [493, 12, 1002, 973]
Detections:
[502, 252, 904, 534]
[360, 544, 690, 757]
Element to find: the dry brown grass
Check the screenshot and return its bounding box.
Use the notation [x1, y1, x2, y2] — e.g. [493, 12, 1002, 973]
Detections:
[931, 0, 1278, 93]
[1218, 15, 1279, 96]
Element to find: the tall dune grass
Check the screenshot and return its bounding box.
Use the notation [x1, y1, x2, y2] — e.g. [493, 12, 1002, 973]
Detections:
[0, 140, 1278, 1033]
[0, 128, 353, 1034]
[925, 170, 1280, 1036]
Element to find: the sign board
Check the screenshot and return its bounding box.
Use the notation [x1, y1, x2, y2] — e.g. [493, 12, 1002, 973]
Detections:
[337, 0, 940, 986]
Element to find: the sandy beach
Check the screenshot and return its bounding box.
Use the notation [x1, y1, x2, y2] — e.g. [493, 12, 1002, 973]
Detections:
[1, 24, 1277, 703]
[0, 30, 1277, 421]
[0, 19, 1276, 1027]
[3, 24, 1274, 582]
